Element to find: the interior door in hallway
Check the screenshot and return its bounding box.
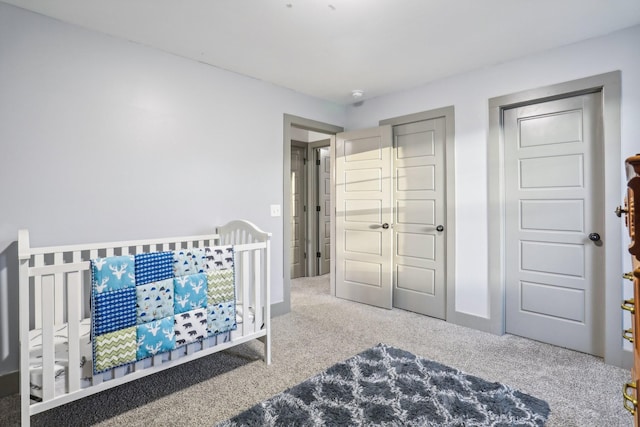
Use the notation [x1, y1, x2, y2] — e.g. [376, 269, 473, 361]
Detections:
[504, 92, 604, 356]
[335, 126, 393, 309]
[392, 117, 446, 319]
[317, 147, 331, 275]
[291, 143, 307, 279]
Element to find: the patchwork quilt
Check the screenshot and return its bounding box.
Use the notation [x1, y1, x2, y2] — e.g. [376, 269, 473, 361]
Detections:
[91, 246, 236, 374]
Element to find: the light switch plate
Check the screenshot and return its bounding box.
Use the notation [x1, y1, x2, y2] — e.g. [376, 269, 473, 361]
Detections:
[270, 204, 281, 217]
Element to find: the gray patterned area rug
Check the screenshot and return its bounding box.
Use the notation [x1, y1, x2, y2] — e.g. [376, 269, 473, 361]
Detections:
[218, 343, 550, 426]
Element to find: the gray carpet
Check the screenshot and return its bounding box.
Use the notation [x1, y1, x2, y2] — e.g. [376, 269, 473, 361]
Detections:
[0, 274, 632, 426]
[218, 343, 550, 426]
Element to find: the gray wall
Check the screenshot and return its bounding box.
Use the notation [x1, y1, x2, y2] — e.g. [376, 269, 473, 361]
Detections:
[0, 3, 345, 377]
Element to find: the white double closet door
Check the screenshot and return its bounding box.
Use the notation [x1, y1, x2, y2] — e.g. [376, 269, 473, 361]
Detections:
[335, 118, 447, 319]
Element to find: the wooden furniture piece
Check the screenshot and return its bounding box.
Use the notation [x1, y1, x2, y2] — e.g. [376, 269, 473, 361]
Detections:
[620, 154, 640, 422]
[18, 219, 271, 426]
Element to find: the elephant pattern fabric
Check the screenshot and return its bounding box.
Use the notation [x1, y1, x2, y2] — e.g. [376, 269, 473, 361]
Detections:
[91, 245, 235, 374]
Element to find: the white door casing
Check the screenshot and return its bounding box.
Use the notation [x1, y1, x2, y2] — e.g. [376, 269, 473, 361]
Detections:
[504, 92, 604, 356]
[335, 126, 393, 309]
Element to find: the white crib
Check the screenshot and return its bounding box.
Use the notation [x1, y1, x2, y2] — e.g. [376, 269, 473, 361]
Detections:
[18, 220, 271, 426]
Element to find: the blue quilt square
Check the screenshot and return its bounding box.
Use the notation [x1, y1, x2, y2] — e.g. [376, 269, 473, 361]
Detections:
[174, 273, 208, 314]
[91, 255, 135, 293]
[135, 252, 174, 285]
[207, 301, 237, 336]
[136, 316, 175, 359]
[136, 279, 174, 324]
[173, 248, 206, 276]
[93, 288, 137, 335]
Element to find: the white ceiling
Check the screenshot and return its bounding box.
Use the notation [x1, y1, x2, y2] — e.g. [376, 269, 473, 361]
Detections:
[4, 0, 640, 105]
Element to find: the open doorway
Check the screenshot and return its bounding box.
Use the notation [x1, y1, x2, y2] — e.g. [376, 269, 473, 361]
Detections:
[290, 133, 333, 279]
[278, 115, 343, 316]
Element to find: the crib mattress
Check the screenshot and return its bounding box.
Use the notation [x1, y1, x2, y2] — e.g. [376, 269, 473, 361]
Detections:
[28, 319, 93, 399]
[28, 305, 254, 399]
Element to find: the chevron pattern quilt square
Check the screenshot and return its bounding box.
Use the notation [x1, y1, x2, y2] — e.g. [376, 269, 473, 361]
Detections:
[217, 343, 551, 427]
[94, 326, 137, 373]
[91, 246, 235, 374]
[207, 269, 235, 304]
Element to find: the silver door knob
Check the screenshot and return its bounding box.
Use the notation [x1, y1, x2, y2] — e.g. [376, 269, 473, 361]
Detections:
[588, 232, 601, 242]
[381, 223, 389, 229]
[436, 225, 444, 232]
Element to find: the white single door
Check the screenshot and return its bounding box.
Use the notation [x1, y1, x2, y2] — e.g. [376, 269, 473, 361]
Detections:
[504, 92, 604, 356]
[318, 147, 331, 275]
[392, 118, 446, 319]
[335, 126, 393, 309]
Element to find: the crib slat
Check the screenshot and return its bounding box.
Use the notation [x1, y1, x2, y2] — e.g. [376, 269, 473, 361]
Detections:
[41, 275, 56, 401]
[67, 271, 81, 393]
[105, 248, 114, 257]
[242, 251, 250, 337]
[71, 252, 84, 317]
[265, 238, 271, 365]
[253, 249, 261, 334]
[34, 254, 44, 328]
[54, 253, 64, 325]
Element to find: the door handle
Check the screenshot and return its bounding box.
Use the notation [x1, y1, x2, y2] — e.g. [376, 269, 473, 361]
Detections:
[588, 232, 601, 242]
[381, 223, 390, 229]
[436, 225, 444, 232]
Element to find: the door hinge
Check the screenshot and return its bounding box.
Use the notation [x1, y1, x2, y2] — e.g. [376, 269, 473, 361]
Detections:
[316, 206, 321, 212]
[316, 159, 321, 166]
[303, 158, 307, 165]
[304, 252, 307, 259]
[316, 252, 322, 258]
[303, 205, 307, 212]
